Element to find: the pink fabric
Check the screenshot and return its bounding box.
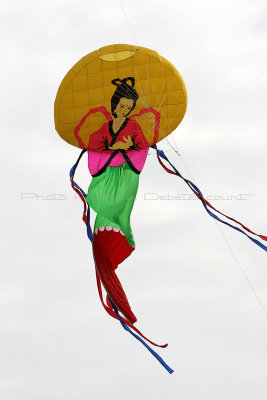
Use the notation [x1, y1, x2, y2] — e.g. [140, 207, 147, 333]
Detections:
[88, 120, 149, 152]
[88, 148, 149, 176]
[87, 118, 150, 176]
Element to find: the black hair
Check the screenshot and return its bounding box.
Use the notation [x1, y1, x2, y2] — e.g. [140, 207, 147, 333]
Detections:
[111, 77, 139, 118]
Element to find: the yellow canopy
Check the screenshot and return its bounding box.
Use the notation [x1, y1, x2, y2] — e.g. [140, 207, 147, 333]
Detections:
[54, 44, 187, 148]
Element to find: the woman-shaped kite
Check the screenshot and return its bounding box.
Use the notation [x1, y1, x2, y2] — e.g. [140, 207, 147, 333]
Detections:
[57, 45, 267, 374]
[74, 77, 160, 324]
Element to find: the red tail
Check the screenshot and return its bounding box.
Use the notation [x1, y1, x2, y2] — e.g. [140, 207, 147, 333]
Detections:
[92, 227, 137, 324]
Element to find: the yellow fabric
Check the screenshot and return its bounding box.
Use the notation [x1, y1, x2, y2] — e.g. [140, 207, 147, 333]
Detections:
[54, 44, 187, 148]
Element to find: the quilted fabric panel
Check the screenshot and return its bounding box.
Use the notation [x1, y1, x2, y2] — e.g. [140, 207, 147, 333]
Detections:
[54, 44, 187, 148]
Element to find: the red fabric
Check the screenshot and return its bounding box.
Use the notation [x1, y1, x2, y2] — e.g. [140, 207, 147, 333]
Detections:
[74, 106, 112, 148]
[74, 106, 160, 150]
[130, 107, 160, 146]
[92, 229, 137, 324]
[95, 270, 168, 348]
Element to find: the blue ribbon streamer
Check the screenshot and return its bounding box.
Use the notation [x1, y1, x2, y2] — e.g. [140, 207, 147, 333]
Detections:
[108, 296, 174, 374]
[157, 149, 267, 253]
[69, 150, 93, 242]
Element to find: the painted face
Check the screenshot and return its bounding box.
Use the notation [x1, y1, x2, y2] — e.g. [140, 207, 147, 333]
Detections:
[114, 97, 134, 118]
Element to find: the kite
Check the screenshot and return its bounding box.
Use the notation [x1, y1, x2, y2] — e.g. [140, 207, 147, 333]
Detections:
[54, 44, 267, 373]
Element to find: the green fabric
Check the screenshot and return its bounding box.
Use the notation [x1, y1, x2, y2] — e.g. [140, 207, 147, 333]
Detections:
[86, 163, 139, 247]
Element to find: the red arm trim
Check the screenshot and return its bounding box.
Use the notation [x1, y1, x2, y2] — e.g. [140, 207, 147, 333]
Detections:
[130, 107, 160, 146]
[74, 106, 112, 148]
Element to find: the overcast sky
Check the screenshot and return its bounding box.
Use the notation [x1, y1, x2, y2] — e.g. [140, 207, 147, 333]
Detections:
[1, 0, 267, 399]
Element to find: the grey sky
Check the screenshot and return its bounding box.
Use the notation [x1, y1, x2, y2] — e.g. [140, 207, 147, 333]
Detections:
[1, 0, 267, 399]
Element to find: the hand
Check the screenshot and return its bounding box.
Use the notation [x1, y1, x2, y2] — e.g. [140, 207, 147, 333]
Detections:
[109, 135, 133, 150]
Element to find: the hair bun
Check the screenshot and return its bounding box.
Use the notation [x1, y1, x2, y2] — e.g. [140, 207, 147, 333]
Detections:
[122, 77, 135, 87]
[111, 77, 135, 88]
[111, 78, 123, 87]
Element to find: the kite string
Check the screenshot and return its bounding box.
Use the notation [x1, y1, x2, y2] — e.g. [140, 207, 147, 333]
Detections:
[213, 219, 267, 317]
[118, 0, 138, 45]
[117, 0, 150, 112]
[161, 141, 267, 318]
[118, 0, 183, 136]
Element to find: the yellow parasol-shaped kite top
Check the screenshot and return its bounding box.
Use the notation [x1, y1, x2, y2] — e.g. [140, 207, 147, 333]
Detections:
[54, 43, 187, 148]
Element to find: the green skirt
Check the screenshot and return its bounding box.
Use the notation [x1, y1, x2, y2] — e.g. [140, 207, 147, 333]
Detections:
[86, 163, 139, 248]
